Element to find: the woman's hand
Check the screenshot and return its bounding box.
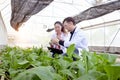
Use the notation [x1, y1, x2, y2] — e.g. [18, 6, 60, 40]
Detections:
[51, 38, 59, 44]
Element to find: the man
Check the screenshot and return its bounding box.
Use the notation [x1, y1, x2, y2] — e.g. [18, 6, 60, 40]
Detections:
[51, 17, 88, 55]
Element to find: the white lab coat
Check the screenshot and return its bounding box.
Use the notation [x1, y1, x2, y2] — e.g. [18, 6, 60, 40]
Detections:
[64, 26, 88, 55]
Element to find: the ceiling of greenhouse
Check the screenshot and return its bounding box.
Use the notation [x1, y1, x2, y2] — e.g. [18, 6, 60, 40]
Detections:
[1, 0, 120, 32]
[0, 0, 120, 47]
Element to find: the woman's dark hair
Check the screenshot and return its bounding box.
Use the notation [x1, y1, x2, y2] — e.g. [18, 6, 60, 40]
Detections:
[63, 17, 76, 25]
[54, 21, 65, 33]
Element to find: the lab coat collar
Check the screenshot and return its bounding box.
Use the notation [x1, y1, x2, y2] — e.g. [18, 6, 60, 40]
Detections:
[70, 27, 76, 35]
[74, 26, 80, 33]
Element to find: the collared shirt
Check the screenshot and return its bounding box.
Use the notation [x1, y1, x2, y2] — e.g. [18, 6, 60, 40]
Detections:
[62, 26, 88, 50]
[59, 26, 88, 55]
[69, 27, 76, 41]
[59, 28, 76, 46]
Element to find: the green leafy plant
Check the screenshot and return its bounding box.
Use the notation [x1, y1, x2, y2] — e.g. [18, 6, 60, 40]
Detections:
[0, 45, 120, 80]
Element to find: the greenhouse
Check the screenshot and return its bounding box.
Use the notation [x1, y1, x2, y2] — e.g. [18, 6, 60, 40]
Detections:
[0, 0, 120, 80]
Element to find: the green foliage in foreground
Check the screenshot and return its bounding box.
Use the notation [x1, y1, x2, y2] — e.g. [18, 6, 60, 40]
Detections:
[0, 44, 120, 80]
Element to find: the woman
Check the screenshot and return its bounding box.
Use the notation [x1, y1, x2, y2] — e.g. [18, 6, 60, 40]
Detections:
[49, 21, 70, 55]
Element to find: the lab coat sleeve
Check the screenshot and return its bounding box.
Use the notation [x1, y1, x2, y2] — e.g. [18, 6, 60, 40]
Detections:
[64, 33, 88, 49]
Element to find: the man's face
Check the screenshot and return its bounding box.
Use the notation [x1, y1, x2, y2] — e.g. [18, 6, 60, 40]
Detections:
[63, 21, 72, 32]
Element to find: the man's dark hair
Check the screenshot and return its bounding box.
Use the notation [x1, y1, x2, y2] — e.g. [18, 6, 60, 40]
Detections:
[63, 17, 76, 25]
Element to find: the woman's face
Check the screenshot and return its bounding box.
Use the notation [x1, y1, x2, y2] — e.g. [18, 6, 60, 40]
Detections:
[54, 23, 62, 33]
